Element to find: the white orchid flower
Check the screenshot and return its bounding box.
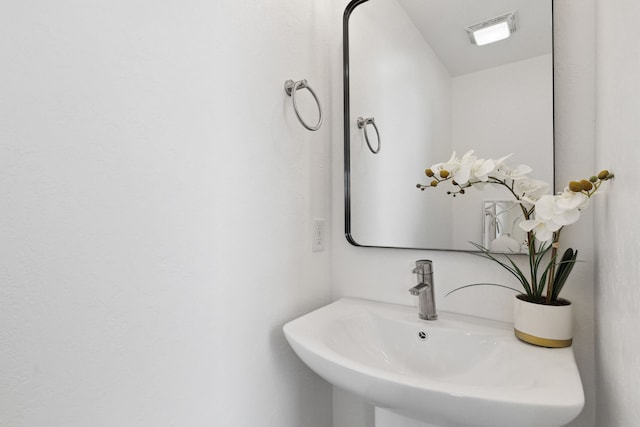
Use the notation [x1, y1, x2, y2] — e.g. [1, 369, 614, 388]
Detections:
[470, 158, 496, 182]
[519, 194, 582, 241]
[433, 150, 496, 185]
[438, 151, 459, 170]
[453, 151, 478, 184]
[514, 178, 550, 203]
[519, 218, 559, 242]
[498, 164, 533, 180]
[430, 151, 461, 176]
[493, 154, 533, 181]
[539, 194, 582, 225]
[556, 188, 590, 211]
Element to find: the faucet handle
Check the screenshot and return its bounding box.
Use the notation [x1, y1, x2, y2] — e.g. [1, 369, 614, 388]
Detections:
[409, 283, 428, 295]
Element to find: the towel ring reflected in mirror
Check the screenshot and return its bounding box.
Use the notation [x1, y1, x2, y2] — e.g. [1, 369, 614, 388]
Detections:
[357, 117, 381, 154]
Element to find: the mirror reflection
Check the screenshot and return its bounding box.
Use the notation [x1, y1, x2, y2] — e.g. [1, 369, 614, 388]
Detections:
[344, 0, 554, 251]
[483, 200, 528, 253]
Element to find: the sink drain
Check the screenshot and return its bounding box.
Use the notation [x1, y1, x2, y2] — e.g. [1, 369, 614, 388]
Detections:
[417, 331, 429, 341]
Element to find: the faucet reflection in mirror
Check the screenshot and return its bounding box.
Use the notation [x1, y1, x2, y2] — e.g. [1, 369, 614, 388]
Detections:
[484, 200, 528, 254]
[416, 150, 614, 306]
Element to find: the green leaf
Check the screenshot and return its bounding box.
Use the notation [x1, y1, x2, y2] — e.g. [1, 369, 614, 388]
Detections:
[445, 283, 521, 297]
[529, 242, 551, 300]
[551, 249, 578, 300]
[467, 242, 533, 297]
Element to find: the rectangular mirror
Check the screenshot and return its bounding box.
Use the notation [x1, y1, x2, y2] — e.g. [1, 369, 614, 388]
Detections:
[344, 0, 554, 251]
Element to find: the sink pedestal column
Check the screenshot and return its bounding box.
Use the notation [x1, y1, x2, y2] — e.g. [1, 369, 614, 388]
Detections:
[375, 408, 441, 427]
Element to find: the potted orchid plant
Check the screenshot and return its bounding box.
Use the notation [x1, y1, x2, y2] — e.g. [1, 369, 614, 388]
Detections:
[417, 150, 613, 347]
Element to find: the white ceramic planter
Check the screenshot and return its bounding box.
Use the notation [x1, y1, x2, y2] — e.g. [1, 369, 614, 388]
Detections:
[513, 295, 573, 348]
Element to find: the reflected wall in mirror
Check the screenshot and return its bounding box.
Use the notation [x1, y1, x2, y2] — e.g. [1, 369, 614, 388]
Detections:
[344, 0, 554, 251]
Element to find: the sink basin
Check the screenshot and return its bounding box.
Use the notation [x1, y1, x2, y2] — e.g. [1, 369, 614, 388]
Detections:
[283, 298, 584, 427]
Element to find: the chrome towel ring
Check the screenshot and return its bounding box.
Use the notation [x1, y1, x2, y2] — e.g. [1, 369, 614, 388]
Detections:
[284, 79, 323, 131]
[357, 117, 381, 154]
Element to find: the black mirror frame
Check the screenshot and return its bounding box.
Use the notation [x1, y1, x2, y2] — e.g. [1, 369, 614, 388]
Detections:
[342, 0, 555, 251]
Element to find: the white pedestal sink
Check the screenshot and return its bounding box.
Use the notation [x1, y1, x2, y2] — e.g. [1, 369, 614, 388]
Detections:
[283, 298, 584, 427]
[375, 407, 439, 426]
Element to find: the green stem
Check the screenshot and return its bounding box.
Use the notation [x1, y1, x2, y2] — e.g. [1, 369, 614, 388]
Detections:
[528, 231, 537, 298]
[545, 229, 562, 302]
[487, 177, 531, 220]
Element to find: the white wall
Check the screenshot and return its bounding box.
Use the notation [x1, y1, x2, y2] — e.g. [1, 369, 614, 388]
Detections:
[594, 0, 640, 425]
[348, 0, 453, 248]
[0, 1, 333, 426]
[331, 0, 597, 426]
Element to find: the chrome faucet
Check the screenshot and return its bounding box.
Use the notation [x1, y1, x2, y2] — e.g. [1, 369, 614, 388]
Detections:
[409, 260, 437, 320]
